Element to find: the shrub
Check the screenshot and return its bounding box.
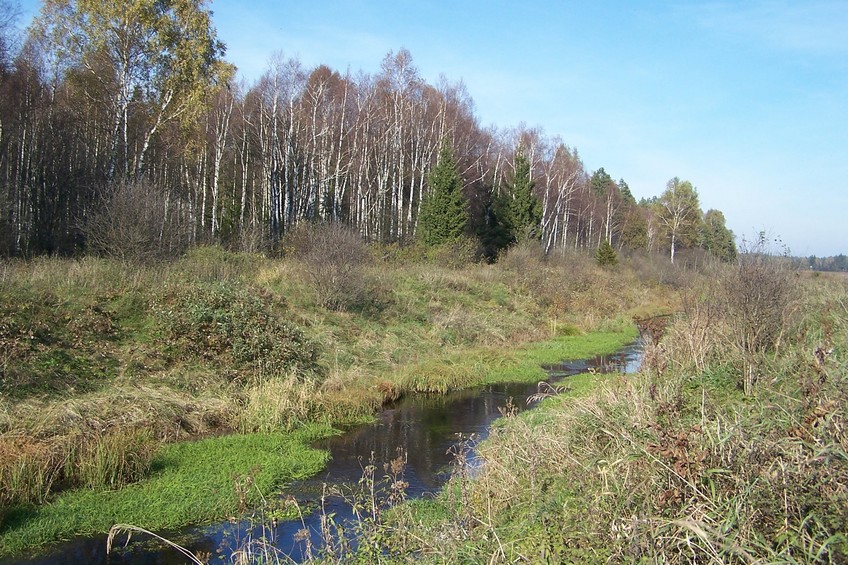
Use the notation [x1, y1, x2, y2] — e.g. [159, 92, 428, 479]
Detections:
[720, 238, 799, 394]
[625, 251, 694, 289]
[286, 223, 378, 312]
[498, 239, 546, 274]
[425, 236, 481, 269]
[155, 281, 319, 380]
[671, 292, 727, 373]
[0, 283, 117, 397]
[84, 180, 192, 263]
[226, 222, 270, 255]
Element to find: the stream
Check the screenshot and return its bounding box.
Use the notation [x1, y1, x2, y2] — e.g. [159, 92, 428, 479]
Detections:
[2, 342, 642, 564]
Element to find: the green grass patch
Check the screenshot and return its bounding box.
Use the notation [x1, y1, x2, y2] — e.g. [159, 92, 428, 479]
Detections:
[0, 425, 335, 555]
[394, 327, 638, 394]
[483, 326, 639, 384]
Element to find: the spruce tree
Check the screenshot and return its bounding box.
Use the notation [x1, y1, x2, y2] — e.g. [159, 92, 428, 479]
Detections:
[596, 239, 618, 266]
[507, 149, 542, 241]
[419, 141, 469, 246]
[478, 190, 513, 258]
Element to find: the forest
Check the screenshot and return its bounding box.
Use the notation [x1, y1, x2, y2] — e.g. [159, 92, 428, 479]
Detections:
[804, 255, 848, 273]
[0, 0, 737, 263]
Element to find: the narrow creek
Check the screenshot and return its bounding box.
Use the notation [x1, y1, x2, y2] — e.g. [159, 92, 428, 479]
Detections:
[2, 342, 643, 564]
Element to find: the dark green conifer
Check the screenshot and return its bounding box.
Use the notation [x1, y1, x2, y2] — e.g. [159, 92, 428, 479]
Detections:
[596, 239, 618, 266]
[506, 149, 542, 241]
[419, 141, 469, 246]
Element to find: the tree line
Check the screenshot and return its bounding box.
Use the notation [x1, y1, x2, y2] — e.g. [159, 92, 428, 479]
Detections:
[803, 255, 848, 272]
[0, 0, 736, 262]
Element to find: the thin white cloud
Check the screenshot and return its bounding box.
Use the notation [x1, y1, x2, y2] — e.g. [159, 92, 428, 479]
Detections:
[687, 1, 848, 58]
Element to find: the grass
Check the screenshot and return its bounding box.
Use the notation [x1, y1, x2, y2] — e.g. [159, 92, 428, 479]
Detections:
[385, 321, 638, 395]
[4, 244, 833, 564]
[0, 425, 334, 555]
[381, 265, 848, 564]
[0, 242, 672, 556]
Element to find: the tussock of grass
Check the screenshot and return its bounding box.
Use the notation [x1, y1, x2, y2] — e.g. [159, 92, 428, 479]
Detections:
[234, 373, 322, 432]
[65, 428, 158, 491]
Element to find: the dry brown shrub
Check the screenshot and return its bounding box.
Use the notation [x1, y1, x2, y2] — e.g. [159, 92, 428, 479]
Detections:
[500, 244, 596, 315]
[84, 180, 192, 262]
[228, 222, 270, 255]
[664, 285, 733, 373]
[626, 251, 696, 289]
[286, 223, 379, 312]
[498, 239, 546, 279]
[720, 240, 800, 394]
[425, 236, 481, 269]
[651, 237, 800, 394]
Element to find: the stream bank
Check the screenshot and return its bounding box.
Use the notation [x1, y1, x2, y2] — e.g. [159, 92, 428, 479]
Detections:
[1, 341, 642, 564]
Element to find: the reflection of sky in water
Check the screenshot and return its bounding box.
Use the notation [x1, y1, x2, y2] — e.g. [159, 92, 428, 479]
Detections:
[1, 342, 643, 565]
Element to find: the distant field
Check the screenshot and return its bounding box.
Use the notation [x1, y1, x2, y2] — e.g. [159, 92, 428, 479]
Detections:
[806, 269, 848, 279]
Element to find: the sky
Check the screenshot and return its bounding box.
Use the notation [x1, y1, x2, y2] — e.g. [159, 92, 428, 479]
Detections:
[14, 1, 848, 257]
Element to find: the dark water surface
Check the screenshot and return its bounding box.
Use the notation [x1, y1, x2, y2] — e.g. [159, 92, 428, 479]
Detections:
[2, 343, 642, 564]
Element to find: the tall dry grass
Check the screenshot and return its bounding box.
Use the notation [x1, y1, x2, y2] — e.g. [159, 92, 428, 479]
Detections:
[233, 373, 321, 433]
[0, 437, 61, 508]
[64, 428, 158, 490]
[387, 265, 846, 563]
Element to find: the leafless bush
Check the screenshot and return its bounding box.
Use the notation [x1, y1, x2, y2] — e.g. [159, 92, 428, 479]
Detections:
[625, 251, 695, 289]
[721, 237, 799, 394]
[228, 222, 270, 255]
[287, 222, 377, 312]
[426, 236, 481, 269]
[85, 180, 192, 262]
[666, 286, 729, 373]
[653, 236, 800, 393]
[498, 239, 546, 274]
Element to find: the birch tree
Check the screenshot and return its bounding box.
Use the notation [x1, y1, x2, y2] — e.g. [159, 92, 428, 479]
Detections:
[0, 0, 17, 69]
[656, 177, 701, 263]
[31, 0, 228, 180]
[541, 143, 584, 254]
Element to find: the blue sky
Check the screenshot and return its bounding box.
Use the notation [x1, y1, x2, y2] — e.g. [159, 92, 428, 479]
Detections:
[15, 1, 848, 256]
